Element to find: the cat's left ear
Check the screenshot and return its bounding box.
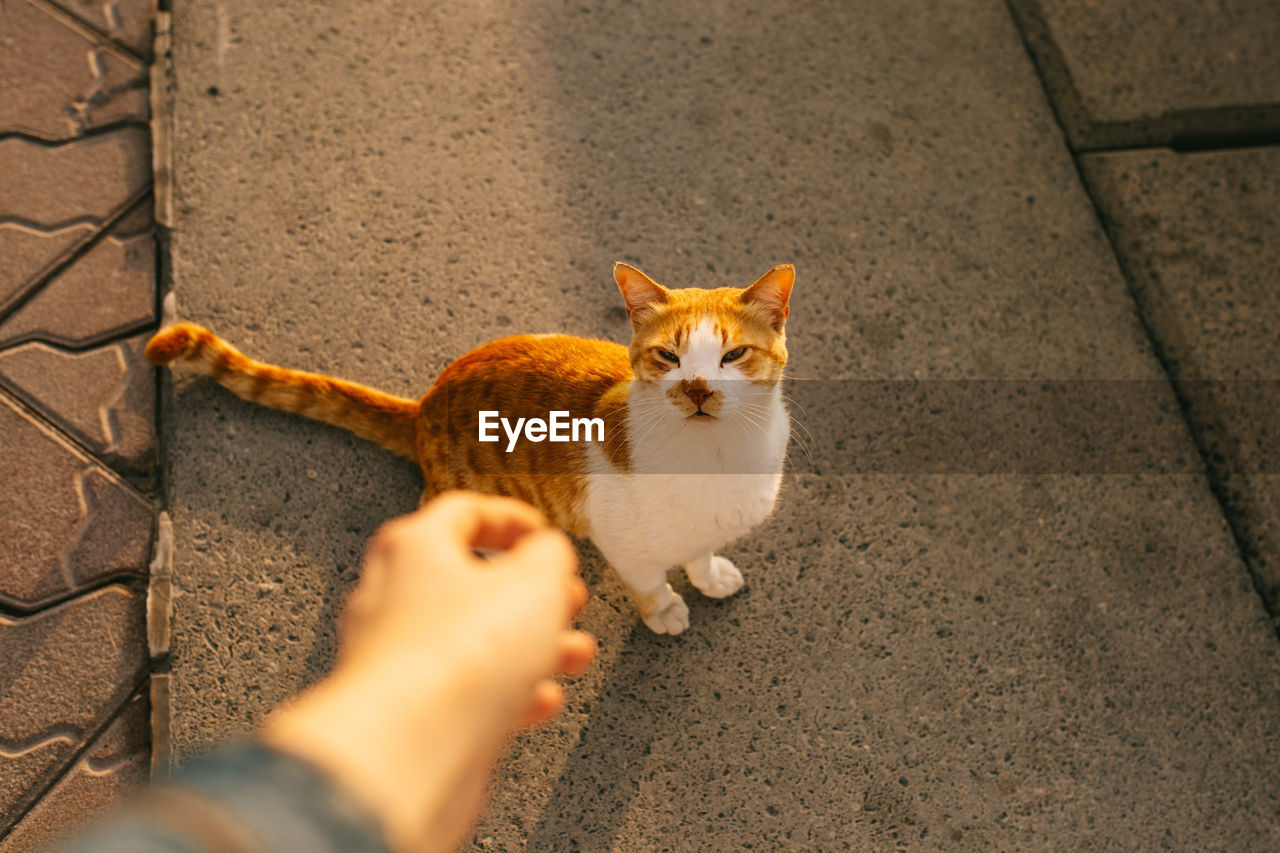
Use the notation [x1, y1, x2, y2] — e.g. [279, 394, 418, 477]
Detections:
[614, 262, 671, 320]
[740, 264, 795, 329]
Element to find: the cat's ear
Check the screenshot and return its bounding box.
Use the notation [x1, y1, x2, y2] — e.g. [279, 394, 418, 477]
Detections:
[740, 264, 795, 329]
[614, 262, 671, 320]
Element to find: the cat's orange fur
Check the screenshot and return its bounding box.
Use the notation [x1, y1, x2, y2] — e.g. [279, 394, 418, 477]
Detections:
[146, 262, 793, 562]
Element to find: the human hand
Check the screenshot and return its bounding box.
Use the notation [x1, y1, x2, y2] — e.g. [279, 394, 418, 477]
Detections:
[262, 491, 596, 853]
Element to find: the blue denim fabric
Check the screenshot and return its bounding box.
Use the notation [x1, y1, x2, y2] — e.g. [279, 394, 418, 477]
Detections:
[57, 743, 394, 853]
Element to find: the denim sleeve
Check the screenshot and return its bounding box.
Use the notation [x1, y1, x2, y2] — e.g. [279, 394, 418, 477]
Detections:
[56, 743, 395, 853]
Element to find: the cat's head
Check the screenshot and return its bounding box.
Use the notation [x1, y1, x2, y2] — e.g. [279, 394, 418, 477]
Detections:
[614, 262, 793, 421]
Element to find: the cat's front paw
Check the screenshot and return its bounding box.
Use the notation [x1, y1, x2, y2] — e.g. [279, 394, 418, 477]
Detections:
[643, 593, 691, 635]
[693, 556, 744, 599]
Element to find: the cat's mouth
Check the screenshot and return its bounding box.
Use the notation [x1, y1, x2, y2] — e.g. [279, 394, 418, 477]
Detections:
[689, 409, 717, 420]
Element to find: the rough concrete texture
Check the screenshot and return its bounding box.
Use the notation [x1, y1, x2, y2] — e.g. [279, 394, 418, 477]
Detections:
[1036, 0, 1280, 118]
[167, 0, 1280, 848]
[1082, 147, 1280, 629]
[1, 692, 150, 853]
[0, 586, 147, 830]
[0, 394, 152, 609]
[0, 333, 156, 477]
[0, 0, 148, 141]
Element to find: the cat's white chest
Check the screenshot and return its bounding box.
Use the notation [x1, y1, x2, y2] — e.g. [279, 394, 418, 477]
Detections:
[583, 399, 788, 570]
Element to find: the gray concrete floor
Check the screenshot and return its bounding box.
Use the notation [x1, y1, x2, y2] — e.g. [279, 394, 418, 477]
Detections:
[162, 1, 1280, 850]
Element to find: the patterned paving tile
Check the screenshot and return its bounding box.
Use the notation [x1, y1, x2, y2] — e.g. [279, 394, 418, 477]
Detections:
[0, 394, 152, 610]
[0, 332, 156, 478]
[0, 223, 95, 315]
[0, 128, 150, 227]
[0, 0, 148, 141]
[0, 0, 158, 843]
[0, 586, 147, 829]
[0, 202, 155, 350]
[0, 692, 149, 852]
[44, 0, 155, 59]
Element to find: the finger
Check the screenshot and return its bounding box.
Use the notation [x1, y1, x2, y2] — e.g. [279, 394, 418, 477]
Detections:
[557, 631, 597, 674]
[568, 576, 588, 618]
[345, 543, 393, 629]
[517, 679, 564, 728]
[420, 491, 551, 553]
[359, 517, 407, 580]
[492, 527, 579, 586]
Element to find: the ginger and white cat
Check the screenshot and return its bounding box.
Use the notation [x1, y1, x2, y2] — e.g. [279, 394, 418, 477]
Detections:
[146, 263, 794, 634]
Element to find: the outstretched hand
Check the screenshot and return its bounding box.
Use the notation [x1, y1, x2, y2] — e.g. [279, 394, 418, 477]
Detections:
[263, 491, 596, 853]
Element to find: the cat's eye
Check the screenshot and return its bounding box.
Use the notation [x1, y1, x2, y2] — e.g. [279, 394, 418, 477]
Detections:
[657, 349, 680, 365]
[721, 347, 747, 364]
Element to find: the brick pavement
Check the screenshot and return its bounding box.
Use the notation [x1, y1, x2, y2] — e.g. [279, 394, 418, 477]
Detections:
[0, 0, 160, 848]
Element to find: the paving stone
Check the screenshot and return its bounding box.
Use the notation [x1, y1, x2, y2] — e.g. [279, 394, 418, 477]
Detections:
[0, 202, 155, 350]
[0, 586, 147, 830]
[1082, 147, 1280, 626]
[0, 333, 156, 478]
[168, 0, 1280, 848]
[1013, 0, 1280, 148]
[0, 223, 95, 316]
[0, 738, 75, 844]
[0, 0, 148, 141]
[1, 692, 149, 852]
[45, 0, 154, 60]
[0, 394, 151, 609]
[0, 128, 150, 227]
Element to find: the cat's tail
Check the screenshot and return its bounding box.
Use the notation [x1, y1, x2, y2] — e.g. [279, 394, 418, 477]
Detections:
[146, 322, 419, 459]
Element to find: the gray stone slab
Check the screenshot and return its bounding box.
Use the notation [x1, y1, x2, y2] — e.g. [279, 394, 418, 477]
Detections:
[1082, 146, 1280, 630]
[1011, 0, 1280, 149]
[167, 0, 1280, 848]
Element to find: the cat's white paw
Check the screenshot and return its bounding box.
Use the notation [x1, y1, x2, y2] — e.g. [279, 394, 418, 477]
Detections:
[693, 556, 744, 599]
[643, 593, 690, 635]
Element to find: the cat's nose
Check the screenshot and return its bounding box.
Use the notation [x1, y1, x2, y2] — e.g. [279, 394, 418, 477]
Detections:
[682, 380, 712, 408]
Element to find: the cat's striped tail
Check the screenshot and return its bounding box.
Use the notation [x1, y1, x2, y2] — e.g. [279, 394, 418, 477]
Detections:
[146, 323, 419, 459]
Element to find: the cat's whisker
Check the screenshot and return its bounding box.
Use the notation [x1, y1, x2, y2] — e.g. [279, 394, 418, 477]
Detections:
[779, 407, 818, 459]
[631, 412, 672, 451]
[739, 400, 814, 469]
[610, 401, 668, 443]
[781, 392, 811, 420]
[779, 395, 816, 440]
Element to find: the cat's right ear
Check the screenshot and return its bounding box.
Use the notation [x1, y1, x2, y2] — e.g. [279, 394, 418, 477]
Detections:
[614, 262, 670, 321]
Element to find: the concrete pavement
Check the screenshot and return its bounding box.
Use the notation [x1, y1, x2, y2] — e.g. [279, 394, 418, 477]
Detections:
[160, 0, 1280, 850]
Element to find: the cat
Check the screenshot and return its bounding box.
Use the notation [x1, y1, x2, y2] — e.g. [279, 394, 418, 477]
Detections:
[145, 262, 794, 634]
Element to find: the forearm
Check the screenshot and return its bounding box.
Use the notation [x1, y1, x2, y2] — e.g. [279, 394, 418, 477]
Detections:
[57, 742, 393, 853]
[258, 651, 528, 853]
